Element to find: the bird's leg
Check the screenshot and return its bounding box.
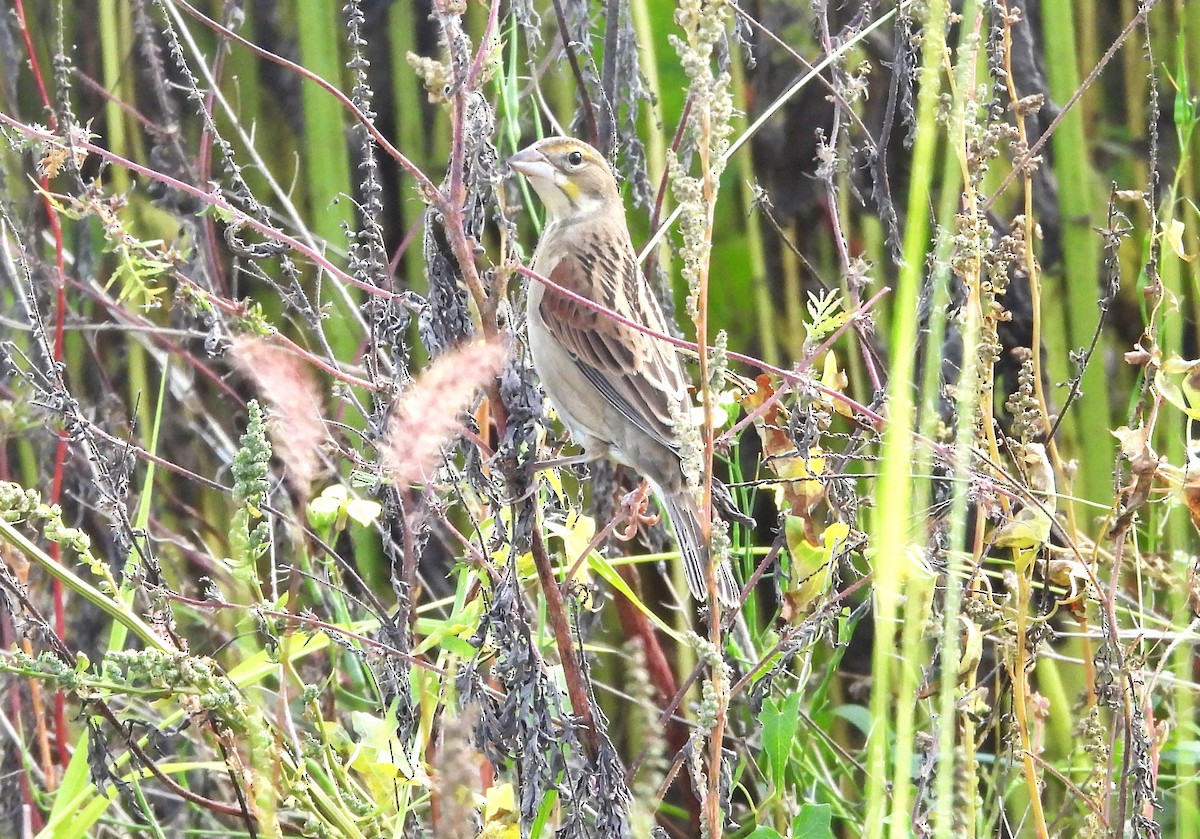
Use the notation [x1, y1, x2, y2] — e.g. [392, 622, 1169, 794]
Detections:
[533, 453, 595, 472]
[614, 480, 659, 542]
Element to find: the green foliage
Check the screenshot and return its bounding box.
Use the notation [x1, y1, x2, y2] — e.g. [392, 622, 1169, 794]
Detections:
[760, 691, 802, 794]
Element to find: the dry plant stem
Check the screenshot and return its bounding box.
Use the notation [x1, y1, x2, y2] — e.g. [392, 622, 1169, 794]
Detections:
[196, 22, 230, 296]
[1029, 752, 1108, 824]
[12, 0, 71, 781]
[946, 11, 1046, 831]
[439, 0, 496, 313]
[529, 528, 600, 758]
[161, 593, 457, 678]
[185, 290, 383, 391]
[813, 5, 852, 273]
[716, 285, 891, 448]
[83, 410, 397, 622]
[732, 535, 785, 611]
[644, 578, 876, 817]
[101, 700, 264, 830]
[731, 3, 883, 169]
[62, 273, 240, 398]
[0, 577, 268, 829]
[549, 0, 600, 146]
[432, 2, 518, 513]
[0, 113, 403, 303]
[654, 739, 696, 823]
[729, 572, 874, 698]
[466, 0, 503, 88]
[691, 73, 729, 839]
[649, 94, 693, 239]
[279, 560, 305, 782]
[640, 2, 906, 267]
[1104, 527, 1137, 830]
[1000, 7, 1096, 754]
[749, 186, 888, 383]
[999, 6, 1079, 536]
[171, 0, 437, 198]
[1010, 552, 1050, 838]
[983, 0, 1159, 215]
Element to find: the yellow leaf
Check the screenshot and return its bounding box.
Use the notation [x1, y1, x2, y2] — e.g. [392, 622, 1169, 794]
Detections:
[544, 510, 597, 563]
[542, 466, 567, 506]
[992, 507, 1052, 551]
[483, 783, 515, 819]
[1158, 355, 1200, 421]
[820, 353, 852, 417]
[1164, 218, 1196, 263]
[782, 520, 848, 616]
[956, 615, 982, 681]
[992, 443, 1056, 552]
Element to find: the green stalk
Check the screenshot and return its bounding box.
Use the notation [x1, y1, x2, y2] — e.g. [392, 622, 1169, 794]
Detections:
[927, 7, 979, 832]
[1041, 0, 1106, 506]
[97, 0, 131, 194]
[0, 519, 170, 655]
[1160, 28, 1197, 834]
[630, 0, 667, 186]
[865, 0, 949, 835]
[106, 358, 168, 654]
[1161, 168, 1197, 839]
[295, 0, 358, 363]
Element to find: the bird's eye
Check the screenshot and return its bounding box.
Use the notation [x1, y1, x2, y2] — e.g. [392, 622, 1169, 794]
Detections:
[566, 150, 584, 167]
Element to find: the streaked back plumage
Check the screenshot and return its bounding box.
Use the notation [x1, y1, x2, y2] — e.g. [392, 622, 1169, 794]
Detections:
[511, 136, 742, 605]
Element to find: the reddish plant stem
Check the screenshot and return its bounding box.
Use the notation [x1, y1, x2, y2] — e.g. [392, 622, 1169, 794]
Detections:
[13, 0, 71, 780]
[694, 126, 727, 839]
[0, 118, 395, 297]
[529, 528, 600, 757]
[430, 0, 600, 766]
[609, 568, 696, 816]
[466, 0, 503, 90]
[717, 284, 892, 447]
[59, 274, 240, 401]
[610, 570, 680, 710]
[515, 263, 889, 423]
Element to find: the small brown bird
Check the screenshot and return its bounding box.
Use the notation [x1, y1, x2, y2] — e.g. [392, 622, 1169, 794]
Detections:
[509, 136, 745, 605]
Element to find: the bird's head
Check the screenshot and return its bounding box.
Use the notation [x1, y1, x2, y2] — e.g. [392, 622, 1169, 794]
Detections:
[508, 137, 620, 223]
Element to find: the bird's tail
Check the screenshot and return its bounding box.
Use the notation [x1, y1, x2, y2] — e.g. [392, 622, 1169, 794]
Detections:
[663, 491, 739, 606]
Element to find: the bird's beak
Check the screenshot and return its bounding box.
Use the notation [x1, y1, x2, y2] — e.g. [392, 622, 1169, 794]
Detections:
[508, 147, 556, 182]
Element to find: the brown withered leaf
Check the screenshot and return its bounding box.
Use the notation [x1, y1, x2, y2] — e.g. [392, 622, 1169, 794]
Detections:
[740, 375, 827, 536]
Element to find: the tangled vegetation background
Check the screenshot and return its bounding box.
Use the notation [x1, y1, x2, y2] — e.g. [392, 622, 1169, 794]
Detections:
[0, 0, 1197, 836]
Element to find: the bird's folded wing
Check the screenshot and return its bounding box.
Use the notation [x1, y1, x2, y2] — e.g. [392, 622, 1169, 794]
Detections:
[539, 246, 689, 451]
